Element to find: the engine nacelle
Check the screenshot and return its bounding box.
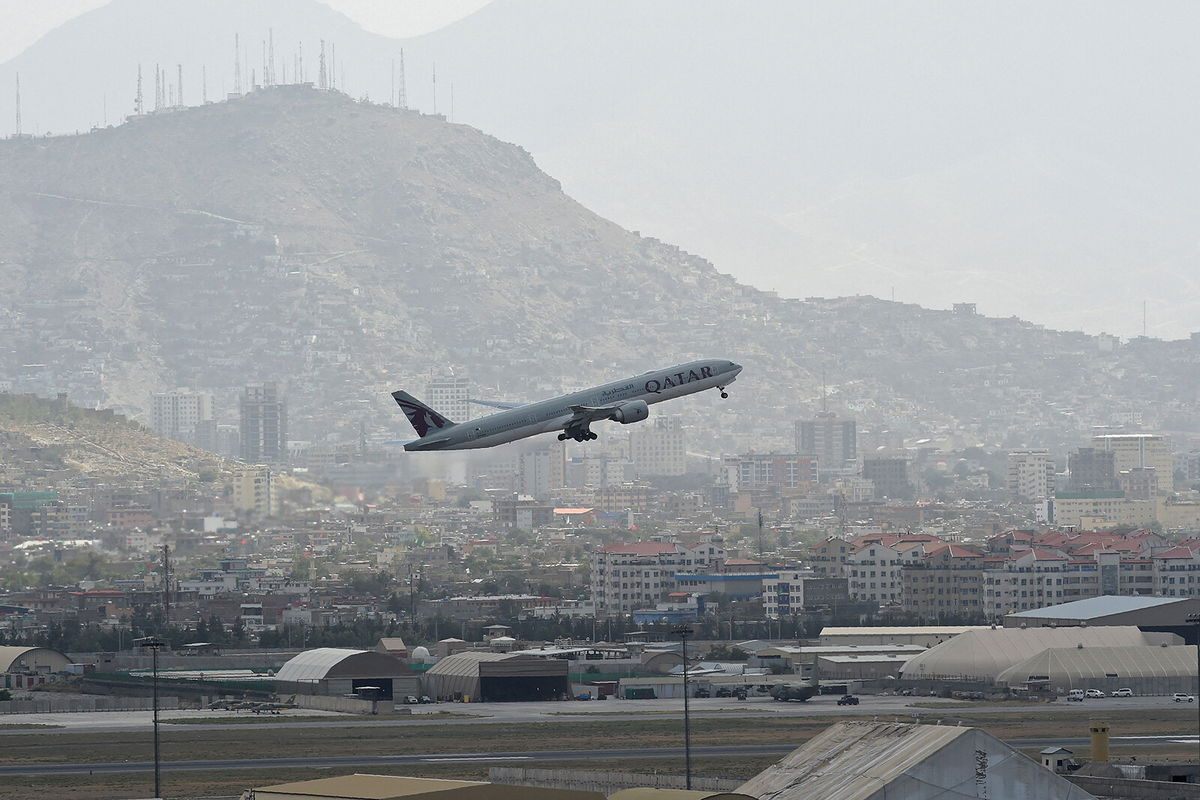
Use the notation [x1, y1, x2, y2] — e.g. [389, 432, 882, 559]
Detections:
[610, 399, 650, 424]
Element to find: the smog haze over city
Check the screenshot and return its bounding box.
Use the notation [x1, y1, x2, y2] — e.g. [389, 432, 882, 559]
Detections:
[1, 3, 1200, 799]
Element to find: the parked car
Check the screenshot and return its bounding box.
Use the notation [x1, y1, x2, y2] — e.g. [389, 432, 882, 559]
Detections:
[715, 687, 733, 698]
[1111, 688, 1133, 697]
[418, 696, 434, 704]
[837, 694, 860, 706]
[693, 688, 711, 698]
[734, 688, 748, 700]
[1174, 693, 1196, 703]
[1085, 688, 1106, 698]
[575, 692, 593, 701]
[1066, 689, 1086, 702]
[402, 695, 420, 705]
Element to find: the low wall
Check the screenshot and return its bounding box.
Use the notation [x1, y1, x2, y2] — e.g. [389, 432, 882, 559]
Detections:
[0, 696, 180, 714]
[292, 694, 404, 715]
[1068, 775, 1200, 800]
[488, 767, 741, 794]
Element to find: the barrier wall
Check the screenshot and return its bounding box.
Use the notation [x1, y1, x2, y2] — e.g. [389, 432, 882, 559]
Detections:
[488, 767, 741, 794]
[292, 694, 403, 715]
[1068, 775, 1200, 800]
[0, 696, 180, 714]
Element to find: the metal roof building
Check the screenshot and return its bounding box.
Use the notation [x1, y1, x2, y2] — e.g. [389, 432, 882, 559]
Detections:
[1004, 596, 1200, 633]
[425, 651, 568, 702]
[996, 644, 1199, 694]
[738, 721, 1095, 800]
[274, 648, 417, 700]
[817, 626, 985, 648]
[899, 625, 1174, 683]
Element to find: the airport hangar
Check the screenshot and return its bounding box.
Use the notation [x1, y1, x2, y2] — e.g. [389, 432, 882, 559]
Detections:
[274, 648, 420, 700]
[425, 651, 569, 702]
[0, 646, 73, 689]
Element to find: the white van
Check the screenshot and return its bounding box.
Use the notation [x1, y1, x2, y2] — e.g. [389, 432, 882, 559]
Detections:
[1066, 689, 1085, 702]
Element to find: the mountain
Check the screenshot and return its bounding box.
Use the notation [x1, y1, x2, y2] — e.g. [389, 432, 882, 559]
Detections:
[0, 87, 1198, 455]
[4, 1, 1200, 337]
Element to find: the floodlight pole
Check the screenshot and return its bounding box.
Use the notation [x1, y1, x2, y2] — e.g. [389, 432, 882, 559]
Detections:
[1189, 613, 1200, 769]
[135, 636, 165, 799]
[673, 625, 693, 789]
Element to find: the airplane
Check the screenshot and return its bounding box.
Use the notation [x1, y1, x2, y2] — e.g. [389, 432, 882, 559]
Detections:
[392, 358, 742, 451]
[248, 694, 299, 714]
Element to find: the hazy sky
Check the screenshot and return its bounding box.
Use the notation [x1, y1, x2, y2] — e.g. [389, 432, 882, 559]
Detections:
[0, 0, 492, 62]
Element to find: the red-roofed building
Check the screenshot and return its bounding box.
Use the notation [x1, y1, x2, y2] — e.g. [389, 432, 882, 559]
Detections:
[902, 543, 985, 621]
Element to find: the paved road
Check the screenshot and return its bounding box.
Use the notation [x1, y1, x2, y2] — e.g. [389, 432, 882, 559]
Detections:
[2, 692, 1192, 735]
[4, 736, 1198, 777]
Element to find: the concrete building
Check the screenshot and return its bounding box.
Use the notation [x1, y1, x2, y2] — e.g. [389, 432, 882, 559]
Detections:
[232, 465, 278, 517]
[739, 721, 1094, 800]
[861, 456, 913, 500]
[240, 382, 287, 463]
[1007, 450, 1056, 500]
[592, 540, 725, 614]
[150, 389, 213, 444]
[1092, 433, 1174, 495]
[424, 373, 472, 422]
[1050, 491, 1156, 529]
[797, 412, 857, 474]
[1068, 447, 1118, 491]
[763, 571, 850, 618]
[722, 453, 818, 491]
[630, 415, 686, 477]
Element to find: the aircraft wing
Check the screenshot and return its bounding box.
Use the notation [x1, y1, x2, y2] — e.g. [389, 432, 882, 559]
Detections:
[468, 398, 527, 410]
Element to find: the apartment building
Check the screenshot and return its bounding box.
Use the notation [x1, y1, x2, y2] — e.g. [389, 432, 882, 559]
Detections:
[630, 415, 686, 477]
[591, 539, 726, 614]
[1007, 450, 1055, 500]
[1092, 433, 1174, 494]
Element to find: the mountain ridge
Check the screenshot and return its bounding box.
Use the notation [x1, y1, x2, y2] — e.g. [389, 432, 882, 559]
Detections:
[0, 87, 1197, 455]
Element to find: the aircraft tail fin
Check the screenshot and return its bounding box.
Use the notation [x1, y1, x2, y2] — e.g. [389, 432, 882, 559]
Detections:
[391, 391, 455, 438]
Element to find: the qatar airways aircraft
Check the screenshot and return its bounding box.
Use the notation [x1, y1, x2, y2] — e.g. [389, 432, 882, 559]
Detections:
[392, 359, 742, 451]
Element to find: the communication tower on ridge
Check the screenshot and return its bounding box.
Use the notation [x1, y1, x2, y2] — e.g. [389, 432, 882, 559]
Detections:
[14, 73, 21, 136]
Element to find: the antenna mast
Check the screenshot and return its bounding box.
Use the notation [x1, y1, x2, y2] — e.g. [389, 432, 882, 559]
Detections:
[432, 62, 437, 115]
[319, 40, 327, 89]
[135, 65, 143, 115]
[15, 72, 21, 135]
[202, 66, 207, 104]
[397, 49, 407, 109]
[234, 33, 242, 94]
[268, 29, 275, 85]
[177, 64, 183, 106]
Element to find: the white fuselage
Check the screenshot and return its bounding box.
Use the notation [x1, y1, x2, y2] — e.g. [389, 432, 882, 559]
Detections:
[405, 359, 741, 451]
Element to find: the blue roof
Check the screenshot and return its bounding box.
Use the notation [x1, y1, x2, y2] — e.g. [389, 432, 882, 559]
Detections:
[1007, 595, 1186, 620]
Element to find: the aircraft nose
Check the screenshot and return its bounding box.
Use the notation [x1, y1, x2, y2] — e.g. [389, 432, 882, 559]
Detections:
[729, 361, 743, 374]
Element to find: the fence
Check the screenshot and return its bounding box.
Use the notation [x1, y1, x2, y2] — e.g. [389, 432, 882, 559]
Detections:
[488, 767, 741, 795]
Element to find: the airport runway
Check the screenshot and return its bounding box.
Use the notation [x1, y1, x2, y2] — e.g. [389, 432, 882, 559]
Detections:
[2, 737, 1196, 776]
[0, 693, 1189, 734]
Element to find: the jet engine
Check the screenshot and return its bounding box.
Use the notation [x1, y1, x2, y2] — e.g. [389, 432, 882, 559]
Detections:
[610, 399, 650, 424]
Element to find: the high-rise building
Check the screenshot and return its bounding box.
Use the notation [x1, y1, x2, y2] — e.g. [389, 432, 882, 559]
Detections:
[1068, 447, 1118, 491]
[239, 383, 287, 463]
[232, 465, 278, 517]
[1092, 434, 1174, 495]
[150, 389, 213, 444]
[862, 456, 913, 500]
[630, 415, 686, 477]
[425, 373, 471, 422]
[1007, 450, 1056, 500]
[722, 454, 818, 491]
[797, 412, 857, 473]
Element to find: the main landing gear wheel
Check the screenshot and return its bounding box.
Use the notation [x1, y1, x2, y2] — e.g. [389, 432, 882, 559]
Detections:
[718, 386, 729, 399]
[560, 428, 598, 442]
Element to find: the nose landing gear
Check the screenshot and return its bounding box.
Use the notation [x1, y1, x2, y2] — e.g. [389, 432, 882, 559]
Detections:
[718, 386, 729, 399]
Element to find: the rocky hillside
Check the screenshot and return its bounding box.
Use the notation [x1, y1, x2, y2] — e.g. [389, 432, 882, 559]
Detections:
[0, 87, 1197, 452]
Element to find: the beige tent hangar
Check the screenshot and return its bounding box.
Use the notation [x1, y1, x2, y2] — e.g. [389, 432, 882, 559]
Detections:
[996, 644, 1197, 694]
[425, 651, 568, 701]
[899, 625, 1173, 683]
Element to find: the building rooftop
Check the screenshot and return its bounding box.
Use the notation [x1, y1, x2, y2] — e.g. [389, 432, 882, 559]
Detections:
[1007, 595, 1186, 620]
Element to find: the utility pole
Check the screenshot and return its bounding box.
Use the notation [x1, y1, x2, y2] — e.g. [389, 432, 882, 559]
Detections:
[161, 545, 171, 617]
[177, 64, 183, 107]
[319, 40, 327, 89]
